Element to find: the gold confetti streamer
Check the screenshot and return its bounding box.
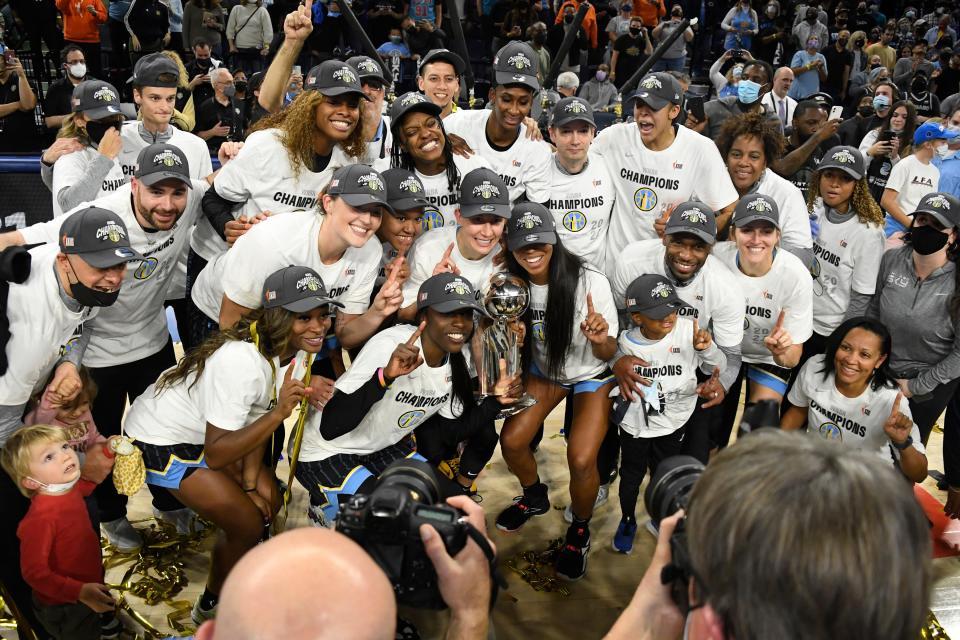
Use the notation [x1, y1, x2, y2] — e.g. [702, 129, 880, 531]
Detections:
[920, 610, 951, 639]
[506, 538, 571, 597]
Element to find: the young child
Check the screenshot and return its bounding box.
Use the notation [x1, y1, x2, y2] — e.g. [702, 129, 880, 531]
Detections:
[1, 425, 116, 640]
[612, 274, 726, 554]
[25, 366, 107, 457]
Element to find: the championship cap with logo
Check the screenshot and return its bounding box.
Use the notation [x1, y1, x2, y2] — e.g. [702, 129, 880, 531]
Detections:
[71, 80, 126, 119]
[507, 202, 558, 251]
[326, 165, 396, 214]
[733, 193, 780, 229]
[458, 168, 512, 219]
[262, 265, 345, 313]
[624, 274, 685, 319]
[418, 48, 466, 76]
[664, 202, 718, 245]
[382, 168, 430, 211]
[492, 41, 540, 93]
[389, 91, 443, 131]
[59, 207, 145, 268]
[911, 192, 960, 230]
[304, 60, 370, 99]
[130, 53, 180, 88]
[346, 55, 387, 85]
[631, 72, 682, 111]
[135, 143, 192, 188]
[416, 272, 484, 313]
[817, 145, 866, 180]
[913, 121, 960, 145]
[550, 96, 596, 128]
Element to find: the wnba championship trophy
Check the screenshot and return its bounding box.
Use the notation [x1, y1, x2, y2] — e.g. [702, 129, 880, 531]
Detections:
[480, 272, 537, 417]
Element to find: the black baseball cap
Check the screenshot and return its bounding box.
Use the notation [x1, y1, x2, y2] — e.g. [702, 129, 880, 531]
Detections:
[459, 168, 512, 219]
[382, 168, 430, 211]
[131, 53, 180, 88]
[416, 272, 484, 313]
[346, 55, 387, 85]
[304, 60, 370, 99]
[389, 91, 443, 131]
[808, 92, 834, 109]
[550, 96, 596, 128]
[733, 193, 780, 228]
[59, 207, 144, 268]
[912, 192, 960, 229]
[418, 49, 466, 76]
[326, 165, 395, 214]
[262, 266, 344, 313]
[631, 72, 682, 111]
[817, 145, 866, 180]
[71, 80, 126, 120]
[507, 203, 557, 251]
[492, 41, 540, 93]
[625, 274, 685, 319]
[135, 143, 192, 188]
[664, 202, 718, 245]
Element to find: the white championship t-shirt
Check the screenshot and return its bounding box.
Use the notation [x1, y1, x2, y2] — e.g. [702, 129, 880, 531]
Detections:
[787, 354, 924, 462]
[416, 153, 491, 231]
[810, 202, 885, 335]
[545, 153, 615, 270]
[529, 268, 618, 385]
[712, 243, 814, 365]
[50, 147, 127, 218]
[611, 239, 745, 349]
[442, 109, 553, 203]
[755, 169, 814, 251]
[402, 225, 502, 305]
[297, 324, 457, 462]
[592, 123, 738, 273]
[191, 211, 381, 321]
[20, 182, 207, 367]
[124, 341, 279, 446]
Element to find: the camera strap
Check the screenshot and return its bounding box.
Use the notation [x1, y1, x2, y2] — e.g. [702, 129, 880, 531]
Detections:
[463, 522, 508, 608]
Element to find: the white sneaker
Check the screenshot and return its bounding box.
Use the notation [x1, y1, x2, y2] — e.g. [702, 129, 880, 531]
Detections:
[101, 517, 142, 552]
[308, 503, 333, 528]
[563, 484, 610, 524]
[153, 507, 196, 535]
[191, 595, 217, 625]
[645, 518, 660, 539]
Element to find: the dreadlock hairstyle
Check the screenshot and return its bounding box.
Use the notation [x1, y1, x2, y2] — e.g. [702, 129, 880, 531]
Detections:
[155, 307, 297, 393]
[806, 168, 885, 227]
[389, 113, 461, 195]
[252, 91, 366, 178]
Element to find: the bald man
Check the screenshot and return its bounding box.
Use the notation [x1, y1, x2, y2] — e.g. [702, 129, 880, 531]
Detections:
[196, 496, 493, 640]
[761, 67, 798, 131]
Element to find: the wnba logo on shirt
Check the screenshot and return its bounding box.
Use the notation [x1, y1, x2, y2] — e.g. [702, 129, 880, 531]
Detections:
[398, 409, 427, 430]
[563, 211, 587, 232]
[134, 257, 159, 280]
[633, 188, 657, 212]
[421, 208, 445, 231]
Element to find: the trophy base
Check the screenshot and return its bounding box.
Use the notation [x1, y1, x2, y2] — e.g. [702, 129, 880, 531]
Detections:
[495, 394, 537, 419]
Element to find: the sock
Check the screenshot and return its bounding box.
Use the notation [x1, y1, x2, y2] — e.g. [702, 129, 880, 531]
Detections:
[199, 587, 218, 610]
[622, 513, 636, 524]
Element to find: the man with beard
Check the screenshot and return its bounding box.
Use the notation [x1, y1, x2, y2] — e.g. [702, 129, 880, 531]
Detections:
[185, 38, 221, 111]
[773, 99, 840, 197]
[687, 59, 778, 139]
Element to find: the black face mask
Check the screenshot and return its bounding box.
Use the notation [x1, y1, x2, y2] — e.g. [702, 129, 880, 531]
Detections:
[838, 38, 849, 46]
[910, 224, 951, 255]
[869, 62, 881, 69]
[855, 38, 865, 46]
[196, 57, 212, 70]
[235, 80, 248, 93]
[66, 261, 120, 307]
[563, 13, 573, 23]
[911, 78, 928, 93]
[532, 32, 546, 44]
[85, 122, 119, 146]
[629, 27, 642, 36]
[857, 105, 874, 117]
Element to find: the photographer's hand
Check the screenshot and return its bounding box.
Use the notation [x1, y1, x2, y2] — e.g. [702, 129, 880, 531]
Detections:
[604, 511, 685, 640]
[420, 496, 493, 640]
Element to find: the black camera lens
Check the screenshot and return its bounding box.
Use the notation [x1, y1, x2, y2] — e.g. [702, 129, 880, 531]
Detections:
[0, 246, 31, 284]
[377, 458, 442, 506]
[644, 455, 704, 525]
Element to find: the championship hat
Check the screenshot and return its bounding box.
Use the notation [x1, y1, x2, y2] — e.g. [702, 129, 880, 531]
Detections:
[817, 145, 866, 180]
[382, 168, 430, 211]
[59, 207, 144, 268]
[135, 144, 192, 187]
[664, 202, 718, 245]
[492, 41, 540, 93]
[624, 274, 685, 319]
[733, 193, 780, 228]
[262, 266, 344, 313]
[327, 165, 395, 214]
[416, 272, 484, 313]
[506, 203, 558, 251]
[458, 168, 512, 219]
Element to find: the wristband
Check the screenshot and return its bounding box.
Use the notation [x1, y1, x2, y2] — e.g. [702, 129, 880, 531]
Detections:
[377, 367, 389, 388]
[892, 435, 913, 451]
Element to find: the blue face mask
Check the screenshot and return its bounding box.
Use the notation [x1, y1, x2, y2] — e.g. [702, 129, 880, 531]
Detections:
[327, 10, 340, 16]
[872, 94, 890, 111]
[738, 79, 762, 104]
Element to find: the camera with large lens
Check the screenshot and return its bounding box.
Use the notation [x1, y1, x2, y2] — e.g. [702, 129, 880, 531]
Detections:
[336, 458, 468, 610]
[644, 455, 704, 612]
[0, 246, 30, 284]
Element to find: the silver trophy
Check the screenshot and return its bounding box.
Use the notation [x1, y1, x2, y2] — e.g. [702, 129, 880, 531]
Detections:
[479, 272, 537, 417]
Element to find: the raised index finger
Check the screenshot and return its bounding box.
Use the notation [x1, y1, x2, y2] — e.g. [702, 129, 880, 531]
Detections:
[774, 309, 786, 332]
[406, 320, 427, 346]
[442, 242, 454, 262]
[586, 292, 595, 315]
[891, 391, 903, 417]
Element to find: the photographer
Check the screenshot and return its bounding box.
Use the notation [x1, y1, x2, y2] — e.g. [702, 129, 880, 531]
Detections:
[606, 430, 932, 640]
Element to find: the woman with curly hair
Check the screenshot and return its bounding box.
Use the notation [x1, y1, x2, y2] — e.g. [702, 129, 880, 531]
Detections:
[859, 99, 917, 202]
[124, 265, 339, 623]
[716, 111, 812, 261]
[802, 145, 885, 366]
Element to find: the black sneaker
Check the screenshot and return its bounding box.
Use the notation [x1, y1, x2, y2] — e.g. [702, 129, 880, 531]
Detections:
[100, 611, 122, 639]
[556, 522, 591, 581]
[495, 484, 550, 532]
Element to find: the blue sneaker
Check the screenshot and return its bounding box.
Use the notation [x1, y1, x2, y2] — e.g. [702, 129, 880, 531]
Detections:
[612, 518, 637, 554]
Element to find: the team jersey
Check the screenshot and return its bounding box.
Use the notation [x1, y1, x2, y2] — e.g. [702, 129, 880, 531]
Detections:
[191, 128, 353, 261]
[611, 239, 745, 349]
[787, 354, 924, 462]
[755, 169, 813, 251]
[124, 341, 279, 446]
[616, 321, 726, 438]
[712, 243, 814, 365]
[442, 109, 553, 203]
[50, 147, 127, 218]
[20, 182, 206, 367]
[297, 324, 457, 462]
[810, 203, 885, 336]
[191, 211, 381, 321]
[402, 225, 502, 305]
[416, 154, 492, 231]
[529, 268, 619, 384]
[592, 123, 738, 272]
[545, 153, 615, 270]
[0, 245, 97, 408]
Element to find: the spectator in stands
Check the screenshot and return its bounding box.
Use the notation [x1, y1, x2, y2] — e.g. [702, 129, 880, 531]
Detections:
[691, 59, 775, 140]
[934, 51, 960, 103]
[107, 0, 132, 73]
[400, 16, 444, 60]
[823, 29, 853, 103]
[555, 0, 597, 48]
[936, 107, 960, 199]
[502, 0, 535, 44]
[0, 46, 38, 152]
[44, 45, 94, 130]
[761, 66, 796, 133]
[548, 2, 590, 75]
[631, 0, 663, 29]
[377, 25, 413, 59]
[860, 100, 915, 203]
[610, 16, 651, 89]
[195, 66, 240, 151]
[167, 0, 183, 52]
[774, 99, 840, 196]
[125, 0, 171, 65]
[526, 22, 551, 79]
[56, 0, 107, 78]
[226, 0, 272, 77]
[650, 5, 692, 73]
[846, 64, 891, 116]
[185, 38, 220, 110]
[556, 71, 579, 98]
[893, 40, 934, 93]
[850, 2, 876, 35]
[606, 3, 633, 48]
[182, 0, 225, 57]
[8, 0, 63, 80]
[865, 25, 896, 70]
[579, 63, 616, 111]
[720, 0, 757, 52]
[792, 5, 828, 52]
[754, 1, 787, 65]
[848, 30, 868, 76]
[837, 93, 876, 146]
[788, 34, 827, 99]
[925, 15, 957, 48]
[907, 70, 940, 122]
[365, 0, 407, 49]
[408, 0, 442, 28]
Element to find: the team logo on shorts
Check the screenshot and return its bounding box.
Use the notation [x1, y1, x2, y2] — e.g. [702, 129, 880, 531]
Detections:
[473, 180, 501, 200]
[564, 99, 588, 114]
[680, 208, 707, 225]
[400, 92, 428, 106]
[516, 212, 542, 230]
[333, 67, 357, 85]
[746, 197, 773, 212]
[358, 172, 385, 192]
[925, 194, 951, 210]
[398, 409, 427, 430]
[444, 279, 472, 296]
[634, 188, 657, 211]
[357, 59, 380, 74]
[93, 86, 117, 102]
[818, 421, 842, 440]
[134, 256, 158, 280]
[563, 210, 587, 232]
[96, 221, 126, 243]
[650, 282, 673, 299]
[296, 274, 323, 292]
[400, 176, 423, 193]
[639, 75, 662, 90]
[421, 207, 444, 231]
[830, 149, 856, 164]
[506, 53, 532, 70]
[153, 149, 183, 167]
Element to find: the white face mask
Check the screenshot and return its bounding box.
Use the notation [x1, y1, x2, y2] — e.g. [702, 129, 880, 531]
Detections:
[67, 62, 87, 79]
[937, 144, 956, 160]
[28, 475, 80, 495]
